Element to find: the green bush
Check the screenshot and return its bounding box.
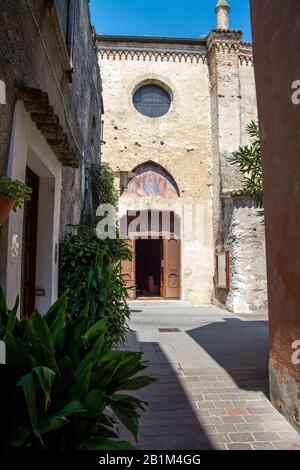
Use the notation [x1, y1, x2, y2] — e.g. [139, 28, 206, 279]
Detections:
[60, 228, 131, 342]
[230, 121, 264, 215]
[0, 290, 155, 450]
[91, 162, 118, 211]
[83, 251, 131, 340]
[60, 161, 132, 341]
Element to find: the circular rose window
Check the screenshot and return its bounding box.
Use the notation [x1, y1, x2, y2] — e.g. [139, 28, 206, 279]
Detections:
[133, 84, 171, 118]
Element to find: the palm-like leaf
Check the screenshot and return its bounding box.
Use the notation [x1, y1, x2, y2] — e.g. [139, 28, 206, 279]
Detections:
[230, 121, 264, 215]
[0, 290, 154, 450]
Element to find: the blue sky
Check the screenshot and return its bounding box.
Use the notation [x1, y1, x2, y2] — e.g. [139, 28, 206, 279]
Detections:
[89, 0, 252, 42]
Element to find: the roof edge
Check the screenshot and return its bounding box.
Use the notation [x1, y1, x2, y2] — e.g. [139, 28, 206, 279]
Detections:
[96, 34, 207, 46]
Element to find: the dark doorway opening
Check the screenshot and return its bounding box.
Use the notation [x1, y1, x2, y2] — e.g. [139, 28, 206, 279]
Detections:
[136, 239, 162, 298]
[21, 167, 39, 317]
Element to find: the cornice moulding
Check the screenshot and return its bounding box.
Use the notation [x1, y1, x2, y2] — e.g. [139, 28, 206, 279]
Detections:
[98, 48, 208, 64]
[97, 32, 252, 65]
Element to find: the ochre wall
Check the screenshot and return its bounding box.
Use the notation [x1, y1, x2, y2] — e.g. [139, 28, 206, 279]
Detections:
[251, 0, 300, 430]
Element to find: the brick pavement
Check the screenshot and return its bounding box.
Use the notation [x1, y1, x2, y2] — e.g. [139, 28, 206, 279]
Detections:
[121, 302, 300, 450]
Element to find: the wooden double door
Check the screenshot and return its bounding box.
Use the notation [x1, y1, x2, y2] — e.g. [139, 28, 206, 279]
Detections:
[121, 238, 181, 300]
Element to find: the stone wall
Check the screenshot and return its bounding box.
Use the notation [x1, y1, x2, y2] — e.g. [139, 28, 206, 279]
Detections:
[0, 0, 102, 233]
[208, 31, 267, 313]
[222, 197, 267, 313]
[0, 0, 102, 306]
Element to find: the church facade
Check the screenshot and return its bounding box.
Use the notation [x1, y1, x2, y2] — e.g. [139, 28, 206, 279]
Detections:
[97, 1, 267, 313]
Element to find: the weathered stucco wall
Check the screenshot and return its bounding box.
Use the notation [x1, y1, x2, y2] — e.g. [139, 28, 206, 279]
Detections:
[223, 62, 267, 313]
[223, 197, 267, 313]
[251, 0, 300, 430]
[0, 0, 102, 309]
[239, 62, 258, 144]
[208, 31, 267, 313]
[0, 0, 102, 234]
[98, 33, 267, 311]
[1, 102, 62, 310]
[98, 44, 215, 303]
[59, 0, 103, 235]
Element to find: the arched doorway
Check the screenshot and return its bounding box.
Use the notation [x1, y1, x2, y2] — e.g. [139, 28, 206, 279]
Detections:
[121, 210, 181, 300]
[120, 161, 181, 300]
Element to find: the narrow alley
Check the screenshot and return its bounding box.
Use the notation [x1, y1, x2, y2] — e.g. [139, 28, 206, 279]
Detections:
[1, 0, 300, 458]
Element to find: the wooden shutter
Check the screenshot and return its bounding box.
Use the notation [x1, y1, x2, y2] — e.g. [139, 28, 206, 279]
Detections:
[163, 238, 181, 300]
[121, 239, 136, 300]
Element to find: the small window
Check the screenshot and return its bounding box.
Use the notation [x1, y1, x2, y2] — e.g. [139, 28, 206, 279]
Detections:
[216, 252, 230, 289]
[133, 84, 171, 118]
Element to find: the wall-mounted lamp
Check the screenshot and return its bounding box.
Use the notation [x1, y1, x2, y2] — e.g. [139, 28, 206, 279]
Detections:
[113, 170, 136, 192]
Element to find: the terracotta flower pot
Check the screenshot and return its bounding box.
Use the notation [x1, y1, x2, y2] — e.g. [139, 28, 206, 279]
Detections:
[0, 195, 15, 225]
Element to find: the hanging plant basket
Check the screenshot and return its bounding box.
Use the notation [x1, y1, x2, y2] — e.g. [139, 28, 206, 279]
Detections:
[0, 195, 15, 226]
[0, 177, 32, 226]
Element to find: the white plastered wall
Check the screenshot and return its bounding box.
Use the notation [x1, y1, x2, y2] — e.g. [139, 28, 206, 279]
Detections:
[4, 101, 62, 313]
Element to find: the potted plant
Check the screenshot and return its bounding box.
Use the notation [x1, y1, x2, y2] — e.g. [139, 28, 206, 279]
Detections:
[0, 176, 32, 225]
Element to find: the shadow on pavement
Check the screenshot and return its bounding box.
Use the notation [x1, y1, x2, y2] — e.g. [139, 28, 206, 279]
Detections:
[187, 317, 270, 397]
[122, 331, 214, 450]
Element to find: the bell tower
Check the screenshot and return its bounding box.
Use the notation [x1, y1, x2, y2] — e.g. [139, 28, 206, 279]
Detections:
[215, 0, 230, 30]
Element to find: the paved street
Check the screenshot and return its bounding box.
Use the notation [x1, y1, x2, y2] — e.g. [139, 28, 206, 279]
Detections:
[122, 302, 300, 450]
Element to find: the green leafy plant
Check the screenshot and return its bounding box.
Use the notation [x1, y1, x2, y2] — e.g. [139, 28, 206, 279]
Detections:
[91, 162, 118, 210]
[230, 121, 264, 214]
[0, 177, 32, 210]
[60, 229, 131, 342]
[60, 161, 132, 340]
[83, 250, 131, 339]
[0, 290, 155, 450]
[81, 162, 130, 263]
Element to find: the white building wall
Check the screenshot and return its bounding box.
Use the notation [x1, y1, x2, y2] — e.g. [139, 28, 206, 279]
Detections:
[4, 101, 62, 312]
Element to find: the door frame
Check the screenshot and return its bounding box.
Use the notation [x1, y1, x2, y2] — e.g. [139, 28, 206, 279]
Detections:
[21, 167, 40, 317]
[124, 235, 181, 301]
[121, 209, 182, 300]
[121, 238, 136, 300]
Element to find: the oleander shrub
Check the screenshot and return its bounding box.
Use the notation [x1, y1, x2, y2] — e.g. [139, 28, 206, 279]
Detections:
[230, 121, 264, 216]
